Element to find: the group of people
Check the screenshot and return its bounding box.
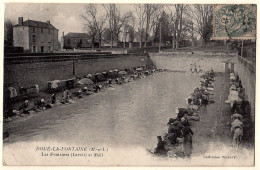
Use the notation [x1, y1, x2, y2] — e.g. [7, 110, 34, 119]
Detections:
[7, 66, 164, 119]
[227, 72, 251, 148]
[153, 69, 216, 158]
[187, 63, 203, 74]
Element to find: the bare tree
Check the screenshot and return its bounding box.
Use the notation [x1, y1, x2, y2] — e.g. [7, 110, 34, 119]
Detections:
[123, 14, 136, 47]
[144, 4, 164, 47]
[81, 4, 99, 49]
[133, 4, 146, 48]
[102, 4, 117, 48]
[96, 17, 107, 48]
[193, 4, 213, 46]
[114, 11, 134, 43]
[184, 5, 197, 47]
[81, 4, 107, 49]
[166, 5, 177, 49]
[166, 4, 187, 49]
[174, 4, 187, 49]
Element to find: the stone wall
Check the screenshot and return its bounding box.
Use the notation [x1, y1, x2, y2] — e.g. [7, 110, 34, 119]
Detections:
[4, 54, 152, 93]
[13, 26, 30, 52]
[149, 52, 230, 72]
[149, 52, 255, 121]
[234, 56, 256, 121]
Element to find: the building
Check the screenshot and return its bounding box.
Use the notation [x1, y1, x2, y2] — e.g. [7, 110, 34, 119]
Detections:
[13, 17, 59, 53]
[63, 32, 94, 49]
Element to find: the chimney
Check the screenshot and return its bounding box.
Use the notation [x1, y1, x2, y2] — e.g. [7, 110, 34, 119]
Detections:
[47, 20, 50, 25]
[18, 17, 23, 26]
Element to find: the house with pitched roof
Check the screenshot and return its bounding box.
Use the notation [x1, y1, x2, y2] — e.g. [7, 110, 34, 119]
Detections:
[13, 17, 59, 53]
[63, 32, 98, 49]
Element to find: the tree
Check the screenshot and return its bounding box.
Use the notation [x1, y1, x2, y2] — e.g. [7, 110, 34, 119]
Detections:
[174, 4, 187, 49]
[114, 11, 134, 43]
[123, 14, 136, 46]
[102, 4, 116, 48]
[81, 4, 107, 49]
[144, 4, 164, 47]
[166, 4, 188, 49]
[133, 4, 146, 48]
[126, 25, 135, 42]
[184, 5, 198, 46]
[4, 19, 14, 47]
[193, 4, 213, 46]
[96, 17, 107, 48]
[154, 11, 171, 46]
[81, 4, 99, 49]
[103, 5, 135, 48]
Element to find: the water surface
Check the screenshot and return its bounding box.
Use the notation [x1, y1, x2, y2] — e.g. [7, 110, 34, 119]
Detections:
[4, 72, 200, 148]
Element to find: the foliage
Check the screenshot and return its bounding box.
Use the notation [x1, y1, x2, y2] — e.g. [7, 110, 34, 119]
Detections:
[4, 19, 14, 47]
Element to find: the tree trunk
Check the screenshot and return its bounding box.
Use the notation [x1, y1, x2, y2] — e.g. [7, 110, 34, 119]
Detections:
[139, 32, 142, 49]
[172, 30, 176, 49]
[110, 31, 113, 48]
[202, 37, 206, 47]
[99, 33, 102, 49]
[176, 35, 179, 49]
[92, 36, 95, 49]
[191, 38, 195, 47]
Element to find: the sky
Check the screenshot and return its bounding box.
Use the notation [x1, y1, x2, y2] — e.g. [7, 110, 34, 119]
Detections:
[4, 3, 134, 39]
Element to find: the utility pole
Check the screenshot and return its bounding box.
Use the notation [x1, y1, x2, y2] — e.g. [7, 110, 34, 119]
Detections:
[241, 40, 244, 57]
[124, 27, 126, 49]
[72, 57, 75, 76]
[159, 22, 161, 53]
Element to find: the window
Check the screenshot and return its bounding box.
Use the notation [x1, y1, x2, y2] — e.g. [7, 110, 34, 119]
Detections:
[33, 28, 35, 33]
[48, 46, 51, 52]
[32, 46, 36, 53]
[48, 30, 50, 34]
[41, 29, 43, 33]
[33, 35, 36, 42]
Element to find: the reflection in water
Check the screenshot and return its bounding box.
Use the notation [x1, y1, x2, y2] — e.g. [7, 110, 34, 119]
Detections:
[5, 72, 200, 148]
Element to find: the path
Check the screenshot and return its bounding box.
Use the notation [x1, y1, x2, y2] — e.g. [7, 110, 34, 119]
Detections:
[192, 73, 232, 156]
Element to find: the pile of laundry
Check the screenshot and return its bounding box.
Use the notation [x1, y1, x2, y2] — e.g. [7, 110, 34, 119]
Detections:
[227, 72, 254, 148]
[225, 72, 243, 107]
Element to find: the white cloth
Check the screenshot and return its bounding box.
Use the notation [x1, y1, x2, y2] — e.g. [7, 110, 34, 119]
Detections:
[230, 90, 238, 95]
[207, 87, 214, 91]
[231, 114, 243, 120]
[230, 85, 236, 91]
[232, 119, 243, 126]
[230, 73, 235, 80]
[231, 119, 243, 133]
[8, 87, 17, 98]
[35, 84, 39, 93]
[50, 80, 60, 89]
[228, 92, 240, 102]
[233, 127, 243, 138]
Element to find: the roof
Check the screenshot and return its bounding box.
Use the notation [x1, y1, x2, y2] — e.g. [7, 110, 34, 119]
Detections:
[14, 20, 58, 30]
[64, 32, 90, 38]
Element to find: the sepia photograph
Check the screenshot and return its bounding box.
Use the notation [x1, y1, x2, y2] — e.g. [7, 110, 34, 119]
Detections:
[2, 2, 256, 166]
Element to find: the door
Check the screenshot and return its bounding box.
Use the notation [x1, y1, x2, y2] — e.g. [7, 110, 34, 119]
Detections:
[41, 46, 44, 53]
